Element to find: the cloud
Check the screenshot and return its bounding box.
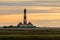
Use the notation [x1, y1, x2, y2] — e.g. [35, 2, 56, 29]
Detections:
[35, 0, 60, 1]
[0, 10, 22, 14]
[0, 1, 60, 6]
[0, 0, 60, 2]
[0, 6, 60, 14]
[32, 20, 60, 27]
[0, 0, 35, 2]
[28, 9, 60, 13]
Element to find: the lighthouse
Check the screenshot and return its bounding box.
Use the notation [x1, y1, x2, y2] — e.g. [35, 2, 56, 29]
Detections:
[23, 9, 27, 25]
[17, 8, 36, 28]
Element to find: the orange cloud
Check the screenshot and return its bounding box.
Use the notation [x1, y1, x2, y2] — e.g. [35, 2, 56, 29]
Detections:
[0, 13, 60, 27]
[0, 13, 60, 23]
[27, 13, 60, 21]
[0, 0, 34, 2]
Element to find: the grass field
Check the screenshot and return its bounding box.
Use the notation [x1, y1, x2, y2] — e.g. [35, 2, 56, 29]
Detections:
[0, 28, 60, 40]
[0, 31, 60, 40]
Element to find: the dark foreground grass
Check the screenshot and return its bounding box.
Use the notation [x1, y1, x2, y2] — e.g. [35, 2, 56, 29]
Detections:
[0, 31, 60, 40]
[0, 35, 60, 40]
[0, 34, 60, 40]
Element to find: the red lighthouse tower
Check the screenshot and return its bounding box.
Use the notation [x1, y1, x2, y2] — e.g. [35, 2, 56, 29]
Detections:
[17, 8, 35, 28]
[23, 9, 27, 25]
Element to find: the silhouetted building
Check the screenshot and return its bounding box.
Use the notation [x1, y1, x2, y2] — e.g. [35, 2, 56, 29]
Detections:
[27, 22, 33, 26]
[17, 22, 23, 27]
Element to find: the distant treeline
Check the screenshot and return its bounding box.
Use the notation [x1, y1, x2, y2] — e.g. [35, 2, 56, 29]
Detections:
[3, 25, 36, 28]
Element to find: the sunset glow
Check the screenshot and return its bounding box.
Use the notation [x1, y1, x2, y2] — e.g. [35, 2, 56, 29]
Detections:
[0, 0, 60, 27]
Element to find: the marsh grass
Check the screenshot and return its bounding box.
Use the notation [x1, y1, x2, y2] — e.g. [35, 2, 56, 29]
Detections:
[0, 31, 60, 40]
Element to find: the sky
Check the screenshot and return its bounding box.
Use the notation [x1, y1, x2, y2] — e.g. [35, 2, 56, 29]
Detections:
[0, 0, 60, 27]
